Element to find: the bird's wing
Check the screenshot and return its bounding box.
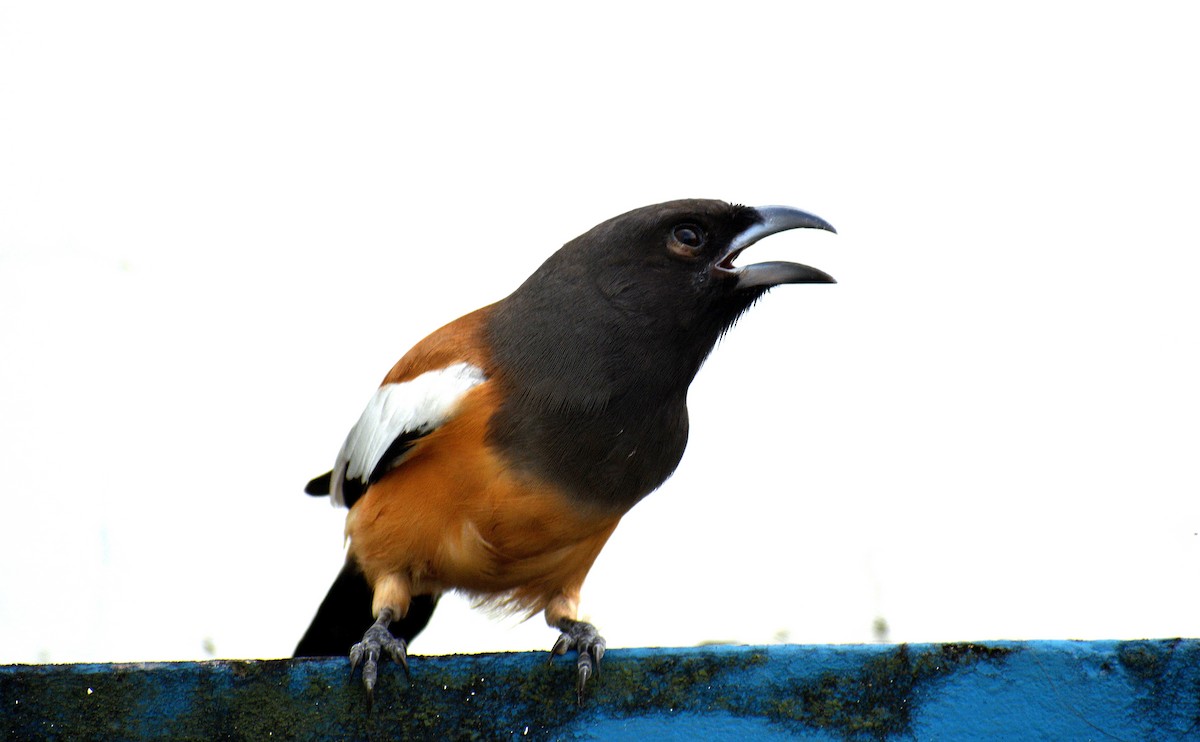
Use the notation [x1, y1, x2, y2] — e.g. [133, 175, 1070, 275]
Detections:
[309, 362, 488, 508]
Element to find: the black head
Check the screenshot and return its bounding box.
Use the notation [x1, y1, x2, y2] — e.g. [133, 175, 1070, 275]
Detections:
[489, 199, 835, 407]
[552, 198, 835, 318]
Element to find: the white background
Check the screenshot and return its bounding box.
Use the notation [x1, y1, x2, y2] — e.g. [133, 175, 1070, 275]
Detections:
[2, 2, 1197, 664]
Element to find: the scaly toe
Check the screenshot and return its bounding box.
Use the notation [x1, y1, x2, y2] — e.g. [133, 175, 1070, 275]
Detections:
[550, 619, 607, 701]
[349, 616, 409, 693]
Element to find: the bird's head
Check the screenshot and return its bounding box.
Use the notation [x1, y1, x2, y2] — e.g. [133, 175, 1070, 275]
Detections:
[550, 199, 835, 331]
[493, 199, 835, 400]
[587, 198, 834, 282]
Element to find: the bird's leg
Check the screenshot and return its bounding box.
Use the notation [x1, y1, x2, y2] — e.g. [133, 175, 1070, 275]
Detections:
[549, 617, 607, 702]
[349, 606, 408, 702]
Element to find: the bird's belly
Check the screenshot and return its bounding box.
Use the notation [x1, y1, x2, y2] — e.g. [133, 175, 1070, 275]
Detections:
[435, 492, 620, 595]
[344, 392, 622, 613]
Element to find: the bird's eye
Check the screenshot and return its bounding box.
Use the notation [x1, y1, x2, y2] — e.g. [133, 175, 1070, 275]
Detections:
[668, 223, 706, 259]
[674, 225, 704, 247]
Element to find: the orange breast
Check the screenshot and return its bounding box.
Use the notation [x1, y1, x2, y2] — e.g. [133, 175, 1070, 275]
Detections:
[344, 318, 623, 617]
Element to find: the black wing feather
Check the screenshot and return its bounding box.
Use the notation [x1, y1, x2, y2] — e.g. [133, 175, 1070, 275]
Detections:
[304, 428, 432, 508]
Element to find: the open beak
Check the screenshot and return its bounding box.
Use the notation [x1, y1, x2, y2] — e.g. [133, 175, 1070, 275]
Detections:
[714, 205, 837, 289]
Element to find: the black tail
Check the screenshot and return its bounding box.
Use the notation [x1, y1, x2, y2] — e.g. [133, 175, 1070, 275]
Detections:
[294, 560, 439, 657]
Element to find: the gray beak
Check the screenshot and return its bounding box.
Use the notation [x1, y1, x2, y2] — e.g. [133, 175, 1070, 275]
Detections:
[714, 205, 837, 289]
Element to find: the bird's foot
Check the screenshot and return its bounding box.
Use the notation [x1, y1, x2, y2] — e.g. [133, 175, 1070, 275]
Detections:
[550, 618, 606, 702]
[349, 607, 408, 703]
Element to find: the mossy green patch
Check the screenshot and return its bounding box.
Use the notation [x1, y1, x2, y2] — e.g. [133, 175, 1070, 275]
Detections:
[767, 643, 1014, 740]
[1117, 639, 1200, 736]
[1, 664, 145, 740]
[1117, 640, 1168, 681]
[358, 648, 771, 739]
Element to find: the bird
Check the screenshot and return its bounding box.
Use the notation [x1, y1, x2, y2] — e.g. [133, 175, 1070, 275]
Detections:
[294, 198, 836, 701]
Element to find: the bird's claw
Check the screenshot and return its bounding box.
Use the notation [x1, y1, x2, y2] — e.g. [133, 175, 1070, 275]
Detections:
[550, 619, 606, 702]
[349, 618, 409, 698]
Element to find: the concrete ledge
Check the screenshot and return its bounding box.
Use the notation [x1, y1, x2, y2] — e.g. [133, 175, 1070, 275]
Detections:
[3, 640, 1198, 739]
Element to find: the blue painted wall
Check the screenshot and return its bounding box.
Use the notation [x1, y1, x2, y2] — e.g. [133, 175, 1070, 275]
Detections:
[3, 640, 1198, 739]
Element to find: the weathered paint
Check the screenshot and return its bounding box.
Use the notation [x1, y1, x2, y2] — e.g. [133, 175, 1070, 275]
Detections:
[2, 640, 1197, 740]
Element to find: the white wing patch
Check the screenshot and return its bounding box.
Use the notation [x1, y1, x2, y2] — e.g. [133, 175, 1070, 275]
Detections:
[330, 362, 488, 507]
